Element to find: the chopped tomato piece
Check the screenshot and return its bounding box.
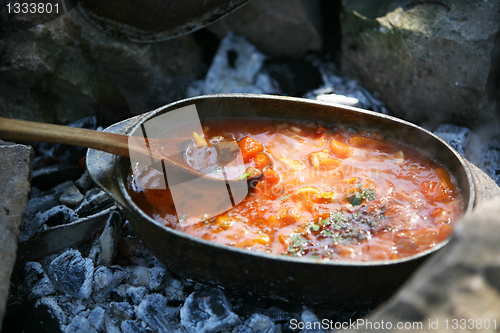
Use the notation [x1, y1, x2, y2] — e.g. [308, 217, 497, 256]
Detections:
[435, 168, 454, 190]
[329, 139, 354, 158]
[420, 181, 449, 201]
[254, 153, 269, 169]
[239, 137, 263, 162]
[307, 149, 342, 170]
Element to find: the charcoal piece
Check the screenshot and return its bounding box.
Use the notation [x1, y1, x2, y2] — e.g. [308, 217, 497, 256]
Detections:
[65, 315, 98, 333]
[125, 266, 167, 291]
[164, 279, 185, 302]
[264, 58, 322, 97]
[20, 205, 79, 242]
[75, 188, 114, 217]
[24, 194, 58, 218]
[180, 289, 241, 333]
[116, 284, 148, 305]
[434, 124, 470, 156]
[59, 182, 84, 208]
[48, 249, 94, 299]
[24, 261, 57, 299]
[299, 310, 325, 333]
[93, 266, 126, 295]
[104, 316, 122, 333]
[136, 294, 178, 332]
[235, 314, 279, 333]
[36, 296, 68, 325]
[87, 306, 106, 331]
[31, 165, 83, 191]
[108, 302, 135, 320]
[3, 299, 62, 333]
[97, 211, 123, 265]
[121, 320, 149, 333]
[75, 170, 95, 192]
[104, 315, 123, 333]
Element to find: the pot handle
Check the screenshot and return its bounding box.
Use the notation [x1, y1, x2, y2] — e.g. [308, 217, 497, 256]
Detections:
[86, 114, 147, 207]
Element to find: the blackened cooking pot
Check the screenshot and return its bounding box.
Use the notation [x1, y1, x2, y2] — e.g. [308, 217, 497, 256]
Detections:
[87, 94, 475, 307]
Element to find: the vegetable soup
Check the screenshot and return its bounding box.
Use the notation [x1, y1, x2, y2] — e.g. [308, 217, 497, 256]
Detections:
[127, 120, 463, 261]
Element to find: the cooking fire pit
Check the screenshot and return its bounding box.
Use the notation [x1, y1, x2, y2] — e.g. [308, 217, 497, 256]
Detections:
[2, 24, 500, 333]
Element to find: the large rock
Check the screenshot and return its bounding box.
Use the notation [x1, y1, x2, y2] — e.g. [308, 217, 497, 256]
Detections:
[341, 1, 500, 131]
[349, 198, 500, 333]
[0, 7, 202, 124]
[0, 140, 34, 330]
[206, 0, 322, 57]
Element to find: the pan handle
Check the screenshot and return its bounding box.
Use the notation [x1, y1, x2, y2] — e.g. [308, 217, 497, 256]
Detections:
[86, 114, 147, 207]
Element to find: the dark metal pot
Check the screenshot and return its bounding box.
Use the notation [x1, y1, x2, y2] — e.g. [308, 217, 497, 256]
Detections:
[87, 94, 475, 307]
[77, 0, 251, 42]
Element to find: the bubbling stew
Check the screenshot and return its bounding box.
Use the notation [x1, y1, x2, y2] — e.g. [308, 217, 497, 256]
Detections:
[127, 119, 463, 261]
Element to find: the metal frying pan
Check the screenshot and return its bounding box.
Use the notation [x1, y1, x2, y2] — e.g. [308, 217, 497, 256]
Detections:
[87, 94, 475, 307]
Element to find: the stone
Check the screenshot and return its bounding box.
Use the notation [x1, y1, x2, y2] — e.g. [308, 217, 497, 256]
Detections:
[0, 7, 202, 124]
[349, 198, 500, 333]
[180, 289, 241, 333]
[207, 0, 322, 57]
[341, 0, 500, 131]
[136, 293, 178, 332]
[48, 249, 94, 299]
[0, 141, 34, 330]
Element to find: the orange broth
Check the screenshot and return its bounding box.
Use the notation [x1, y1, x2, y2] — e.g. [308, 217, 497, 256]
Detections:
[127, 119, 463, 261]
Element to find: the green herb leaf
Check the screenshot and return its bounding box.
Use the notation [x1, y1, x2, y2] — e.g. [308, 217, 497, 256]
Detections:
[281, 195, 290, 201]
[237, 172, 250, 180]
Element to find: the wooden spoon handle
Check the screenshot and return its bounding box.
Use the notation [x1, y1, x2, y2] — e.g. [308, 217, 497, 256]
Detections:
[0, 116, 133, 158]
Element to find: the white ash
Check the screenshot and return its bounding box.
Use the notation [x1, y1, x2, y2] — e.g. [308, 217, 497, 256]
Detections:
[434, 124, 470, 156]
[235, 313, 280, 333]
[180, 289, 242, 333]
[299, 309, 326, 333]
[187, 31, 278, 97]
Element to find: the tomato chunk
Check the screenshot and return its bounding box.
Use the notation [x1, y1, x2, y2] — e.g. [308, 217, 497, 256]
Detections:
[329, 139, 354, 158]
[254, 153, 269, 169]
[239, 137, 263, 162]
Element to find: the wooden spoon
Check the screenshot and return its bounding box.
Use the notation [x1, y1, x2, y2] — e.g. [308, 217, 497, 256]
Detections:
[0, 117, 240, 181]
